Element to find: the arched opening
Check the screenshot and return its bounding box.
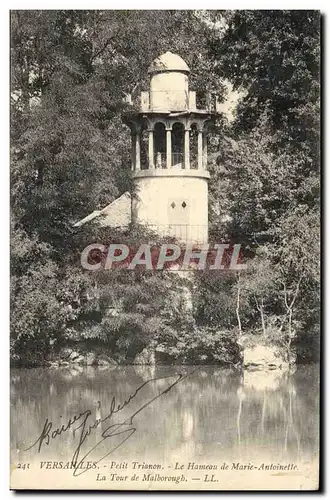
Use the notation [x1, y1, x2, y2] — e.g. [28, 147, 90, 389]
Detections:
[190, 123, 198, 169]
[140, 127, 148, 169]
[172, 122, 184, 167]
[154, 122, 166, 168]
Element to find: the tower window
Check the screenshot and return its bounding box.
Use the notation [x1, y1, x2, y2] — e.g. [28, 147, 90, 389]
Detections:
[171, 202, 176, 208]
[182, 201, 187, 208]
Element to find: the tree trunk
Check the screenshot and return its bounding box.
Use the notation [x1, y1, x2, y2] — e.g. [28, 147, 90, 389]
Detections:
[287, 309, 292, 350]
[236, 273, 242, 335]
[255, 296, 266, 336]
[259, 297, 266, 336]
[282, 277, 302, 354]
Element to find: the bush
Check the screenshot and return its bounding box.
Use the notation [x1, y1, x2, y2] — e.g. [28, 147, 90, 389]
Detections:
[156, 326, 241, 365]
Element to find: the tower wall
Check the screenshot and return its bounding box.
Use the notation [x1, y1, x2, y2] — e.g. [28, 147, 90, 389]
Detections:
[124, 51, 216, 245]
[150, 72, 189, 111]
[133, 172, 209, 244]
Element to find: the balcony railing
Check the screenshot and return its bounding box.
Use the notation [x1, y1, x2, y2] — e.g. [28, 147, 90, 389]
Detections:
[154, 152, 166, 168]
[172, 152, 184, 166]
[125, 91, 218, 113]
[153, 152, 184, 169]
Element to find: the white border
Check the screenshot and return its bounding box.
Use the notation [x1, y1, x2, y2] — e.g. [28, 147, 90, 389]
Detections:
[1, 3, 327, 499]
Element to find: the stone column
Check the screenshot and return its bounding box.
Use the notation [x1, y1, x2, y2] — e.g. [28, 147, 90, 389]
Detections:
[203, 133, 208, 169]
[166, 128, 172, 169]
[184, 128, 190, 169]
[198, 129, 203, 170]
[135, 127, 141, 171]
[148, 128, 154, 169]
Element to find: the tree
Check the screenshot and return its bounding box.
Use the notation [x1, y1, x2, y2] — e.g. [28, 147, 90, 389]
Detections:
[204, 10, 320, 360]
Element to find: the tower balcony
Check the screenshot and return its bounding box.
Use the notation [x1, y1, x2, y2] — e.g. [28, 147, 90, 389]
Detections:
[124, 90, 220, 113]
[134, 151, 209, 176]
[129, 119, 210, 174]
[133, 168, 210, 180]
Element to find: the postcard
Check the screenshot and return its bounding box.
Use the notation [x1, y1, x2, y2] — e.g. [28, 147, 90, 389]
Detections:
[10, 9, 320, 490]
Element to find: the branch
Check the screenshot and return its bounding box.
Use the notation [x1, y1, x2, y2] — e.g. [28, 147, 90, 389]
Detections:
[254, 295, 261, 312]
[288, 275, 303, 310]
[89, 30, 121, 65]
[282, 276, 303, 312]
[282, 281, 289, 310]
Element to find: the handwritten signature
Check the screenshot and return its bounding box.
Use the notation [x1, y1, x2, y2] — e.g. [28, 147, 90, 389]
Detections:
[25, 370, 195, 476]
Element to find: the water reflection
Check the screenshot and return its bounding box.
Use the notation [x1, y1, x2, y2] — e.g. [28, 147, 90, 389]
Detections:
[11, 365, 319, 469]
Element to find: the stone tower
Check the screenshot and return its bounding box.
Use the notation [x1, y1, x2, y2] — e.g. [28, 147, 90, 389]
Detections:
[124, 51, 217, 244]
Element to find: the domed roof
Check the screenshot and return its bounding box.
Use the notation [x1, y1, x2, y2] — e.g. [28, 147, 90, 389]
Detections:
[148, 51, 190, 74]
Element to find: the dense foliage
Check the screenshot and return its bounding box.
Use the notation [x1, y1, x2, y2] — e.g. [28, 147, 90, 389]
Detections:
[11, 10, 320, 366]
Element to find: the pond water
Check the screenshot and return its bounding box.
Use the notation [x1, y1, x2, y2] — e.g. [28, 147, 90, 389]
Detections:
[10, 364, 319, 490]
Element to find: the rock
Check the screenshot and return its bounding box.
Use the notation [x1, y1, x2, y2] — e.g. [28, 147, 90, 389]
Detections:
[51, 347, 117, 367]
[243, 345, 289, 371]
[69, 351, 81, 361]
[48, 361, 59, 368]
[134, 347, 156, 366]
[97, 359, 111, 366]
[71, 355, 85, 364]
[96, 354, 116, 366]
[59, 360, 70, 366]
[86, 352, 96, 366]
[58, 348, 73, 360]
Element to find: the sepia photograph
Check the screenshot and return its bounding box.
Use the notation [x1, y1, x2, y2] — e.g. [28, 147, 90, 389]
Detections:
[10, 9, 320, 491]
